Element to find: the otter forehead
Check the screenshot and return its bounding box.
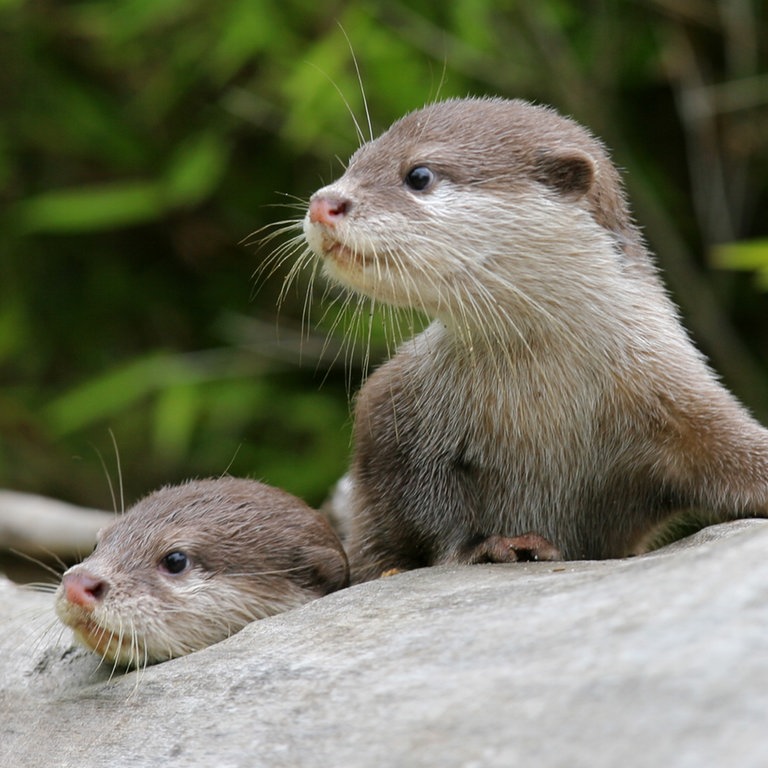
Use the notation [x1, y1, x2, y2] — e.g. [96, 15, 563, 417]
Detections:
[345, 97, 608, 186]
[93, 478, 314, 568]
[102, 479, 303, 534]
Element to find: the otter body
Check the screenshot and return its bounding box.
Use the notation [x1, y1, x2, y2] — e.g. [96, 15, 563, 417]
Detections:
[302, 97, 768, 582]
[56, 477, 349, 666]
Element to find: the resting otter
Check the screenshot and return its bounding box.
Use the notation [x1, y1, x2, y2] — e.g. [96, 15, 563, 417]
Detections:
[56, 478, 349, 666]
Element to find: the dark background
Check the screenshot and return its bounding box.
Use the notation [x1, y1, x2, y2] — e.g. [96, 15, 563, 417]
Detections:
[1, 0, 767, 512]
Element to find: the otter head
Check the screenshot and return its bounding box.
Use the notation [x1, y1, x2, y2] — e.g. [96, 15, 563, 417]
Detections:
[304, 97, 640, 338]
[55, 478, 349, 667]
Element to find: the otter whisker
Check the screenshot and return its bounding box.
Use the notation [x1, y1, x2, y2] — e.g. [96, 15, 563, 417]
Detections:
[360, 296, 377, 384]
[103, 622, 123, 679]
[242, 204, 309, 248]
[220, 564, 318, 578]
[343, 291, 370, 386]
[395, 231, 539, 367]
[250, 217, 306, 250]
[129, 639, 149, 696]
[337, 24, 373, 145]
[345, 290, 370, 389]
[275, 249, 315, 309]
[315, 290, 359, 385]
[24, 613, 65, 660]
[10, 549, 66, 581]
[107, 429, 125, 516]
[252, 236, 307, 293]
[299, 257, 321, 344]
[305, 60, 367, 148]
[23, 581, 60, 593]
[251, 230, 304, 272]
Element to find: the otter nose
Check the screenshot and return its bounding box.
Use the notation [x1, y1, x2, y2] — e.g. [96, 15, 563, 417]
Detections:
[308, 194, 352, 226]
[62, 569, 109, 608]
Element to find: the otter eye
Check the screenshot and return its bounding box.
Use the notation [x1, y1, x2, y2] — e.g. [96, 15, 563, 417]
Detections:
[160, 551, 189, 575]
[404, 166, 435, 192]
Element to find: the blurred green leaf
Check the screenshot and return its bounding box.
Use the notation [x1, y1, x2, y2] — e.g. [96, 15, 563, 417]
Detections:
[19, 69, 148, 168]
[712, 239, 768, 271]
[210, 0, 284, 81]
[0, 302, 25, 362]
[164, 132, 230, 208]
[43, 354, 195, 436]
[152, 383, 205, 461]
[13, 182, 165, 233]
[12, 132, 229, 233]
[712, 239, 768, 291]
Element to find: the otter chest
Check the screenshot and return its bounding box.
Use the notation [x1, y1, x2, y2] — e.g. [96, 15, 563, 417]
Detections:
[405, 345, 606, 478]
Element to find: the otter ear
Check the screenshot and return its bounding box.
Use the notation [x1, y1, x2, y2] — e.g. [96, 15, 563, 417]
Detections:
[534, 149, 595, 198]
[295, 544, 350, 594]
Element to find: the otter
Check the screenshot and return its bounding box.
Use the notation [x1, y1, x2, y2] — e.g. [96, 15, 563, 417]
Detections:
[298, 96, 768, 582]
[56, 477, 349, 667]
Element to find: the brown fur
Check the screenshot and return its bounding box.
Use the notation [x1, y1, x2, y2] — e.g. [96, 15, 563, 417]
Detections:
[56, 478, 349, 666]
[300, 97, 768, 583]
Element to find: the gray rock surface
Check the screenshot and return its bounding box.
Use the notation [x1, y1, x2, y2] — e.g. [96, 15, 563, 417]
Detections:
[2, 519, 767, 768]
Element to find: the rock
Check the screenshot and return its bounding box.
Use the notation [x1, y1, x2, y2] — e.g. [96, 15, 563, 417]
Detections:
[2, 519, 767, 768]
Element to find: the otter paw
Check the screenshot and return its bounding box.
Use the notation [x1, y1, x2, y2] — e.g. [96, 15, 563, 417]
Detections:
[463, 533, 562, 564]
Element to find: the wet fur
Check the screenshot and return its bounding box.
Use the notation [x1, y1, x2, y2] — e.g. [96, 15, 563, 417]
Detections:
[297, 97, 768, 582]
[56, 478, 349, 667]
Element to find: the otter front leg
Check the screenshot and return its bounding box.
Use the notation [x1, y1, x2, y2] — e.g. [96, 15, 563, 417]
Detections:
[460, 533, 563, 564]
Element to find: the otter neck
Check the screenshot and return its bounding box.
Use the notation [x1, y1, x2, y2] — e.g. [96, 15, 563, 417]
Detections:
[427, 291, 626, 372]
[410, 317, 620, 393]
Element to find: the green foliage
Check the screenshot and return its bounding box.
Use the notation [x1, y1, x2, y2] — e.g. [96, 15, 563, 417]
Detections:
[0, 0, 766, 510]
[13, 132, 230, 232]
[712, 239, 768, 290]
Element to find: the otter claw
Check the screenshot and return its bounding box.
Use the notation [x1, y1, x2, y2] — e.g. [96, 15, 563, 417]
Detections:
[463, 533, 563, 564]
